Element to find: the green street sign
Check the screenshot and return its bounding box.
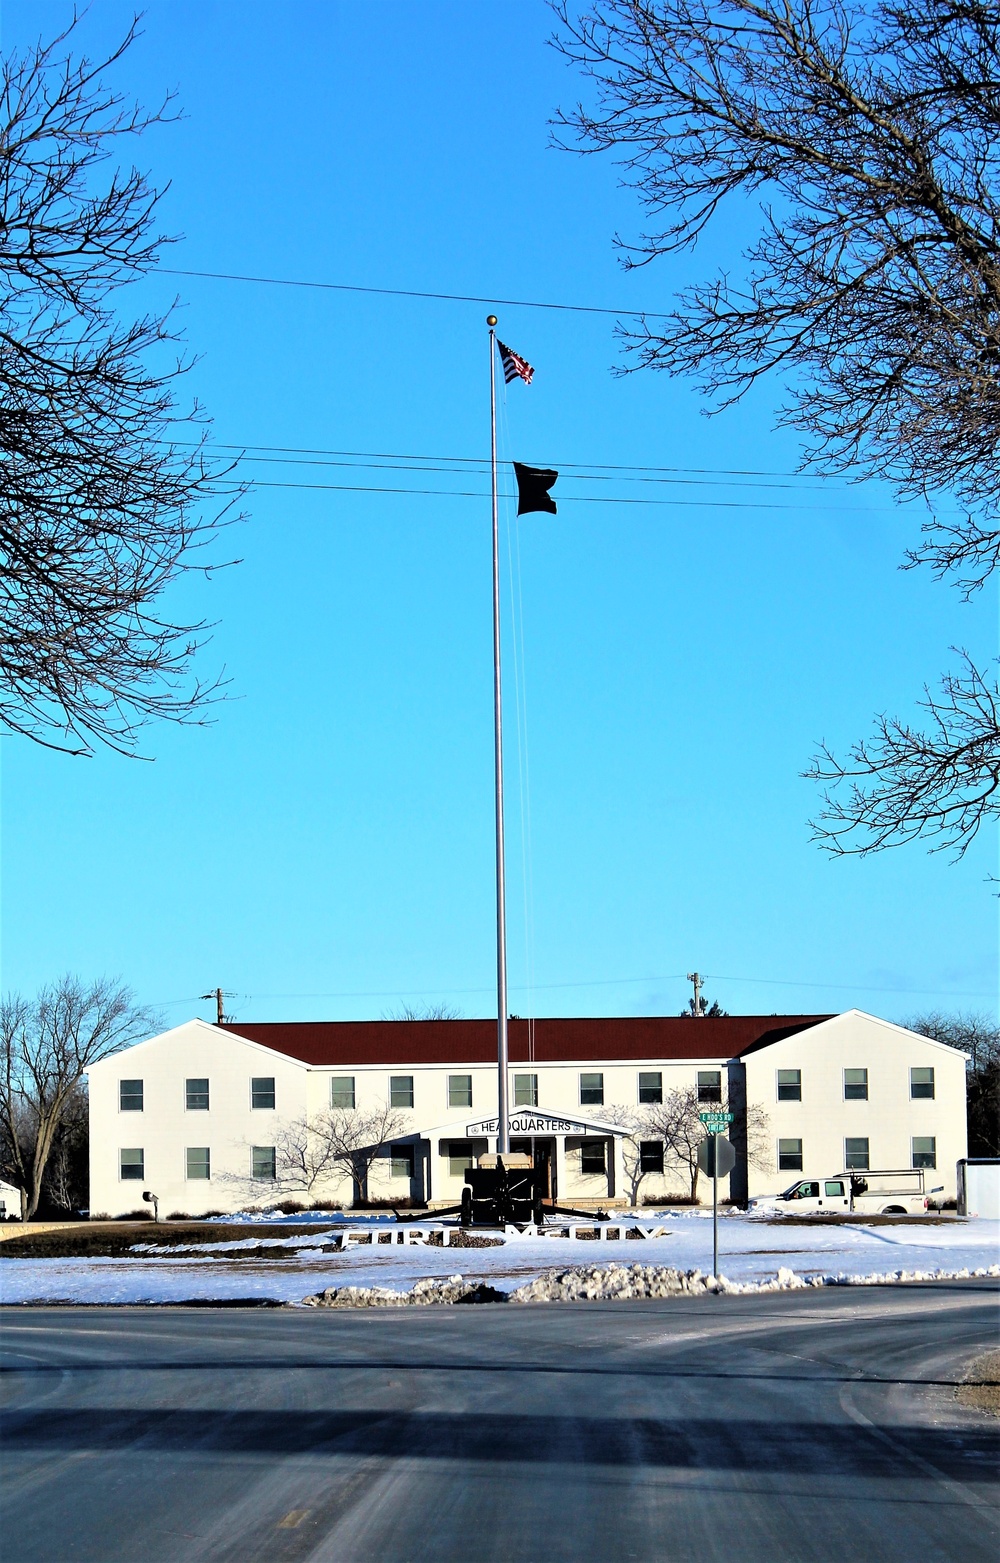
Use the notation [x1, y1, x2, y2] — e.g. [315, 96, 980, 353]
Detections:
[699, 1110, 734, 1127]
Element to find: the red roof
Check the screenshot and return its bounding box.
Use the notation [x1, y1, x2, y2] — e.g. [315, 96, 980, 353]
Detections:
[220, 1015, 830, 1067]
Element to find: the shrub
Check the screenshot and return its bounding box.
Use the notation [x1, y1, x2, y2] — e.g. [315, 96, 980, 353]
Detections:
[114, 1209, 154, 1220]
[167, 1211, 192, 1221]
[309, 1199, 343, 1212]
[642, 1193, 701, 1207]
[274, 1200, 307, 1214]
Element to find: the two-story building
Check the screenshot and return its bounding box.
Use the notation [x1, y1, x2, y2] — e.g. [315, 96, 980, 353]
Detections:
[86, 1010, 968, 1217]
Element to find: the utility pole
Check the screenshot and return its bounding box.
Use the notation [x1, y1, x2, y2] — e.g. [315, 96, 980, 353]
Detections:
[687, 971, 705, 1018]
[200, 988, 229, 1026]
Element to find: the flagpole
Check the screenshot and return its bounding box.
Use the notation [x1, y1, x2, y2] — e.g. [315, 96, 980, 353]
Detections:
[487, 314, 510, 1157]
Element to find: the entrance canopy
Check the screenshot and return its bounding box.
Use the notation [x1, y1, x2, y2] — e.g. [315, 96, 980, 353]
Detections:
[423, 1108, 630, 1142]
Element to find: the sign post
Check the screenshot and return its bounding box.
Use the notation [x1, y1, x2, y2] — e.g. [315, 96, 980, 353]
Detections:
[697, 1112, 735, 1279]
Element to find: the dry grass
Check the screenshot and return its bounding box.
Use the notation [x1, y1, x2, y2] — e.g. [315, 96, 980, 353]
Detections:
[957, 1350, 1000, 1417]
[0, 1223, 328, 1259]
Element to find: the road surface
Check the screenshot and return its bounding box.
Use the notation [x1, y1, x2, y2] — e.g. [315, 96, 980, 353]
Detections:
[1, 1281, 998, 1561]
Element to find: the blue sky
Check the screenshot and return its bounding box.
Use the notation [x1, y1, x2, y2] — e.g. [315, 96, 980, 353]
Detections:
[2, 0, 996, 1029]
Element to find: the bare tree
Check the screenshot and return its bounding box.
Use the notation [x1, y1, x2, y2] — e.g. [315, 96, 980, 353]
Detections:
[41, 1081, 89, 1213]
[0, 976, 157, 1218]
[553, 0, 1000, 855]
[806, 651, 999, 857]
[642, 1088, 705, 1200]
[0, 16, 242, 757]
[271, 1116, 345, 1198]
[639, 1086, 772, 1200]
[382, 1003, 463, 1021]
[319, 1104, 412, 1205]
[602, 1106, 651, 1204]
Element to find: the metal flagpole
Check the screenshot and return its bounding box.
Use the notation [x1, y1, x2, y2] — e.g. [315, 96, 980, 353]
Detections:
[486, 315, 509, 1156]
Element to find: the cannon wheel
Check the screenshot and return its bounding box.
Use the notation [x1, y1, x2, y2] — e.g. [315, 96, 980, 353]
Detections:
[460, 1186, 473, 1227]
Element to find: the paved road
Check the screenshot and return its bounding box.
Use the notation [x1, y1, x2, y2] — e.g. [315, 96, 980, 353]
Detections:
[1, 1282, 998, 1562]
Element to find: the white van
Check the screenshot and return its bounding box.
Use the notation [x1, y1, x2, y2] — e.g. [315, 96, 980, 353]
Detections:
[749, 1168, 936, 1216]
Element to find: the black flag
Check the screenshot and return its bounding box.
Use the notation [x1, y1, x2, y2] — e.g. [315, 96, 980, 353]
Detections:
[513, 462, 558, 516]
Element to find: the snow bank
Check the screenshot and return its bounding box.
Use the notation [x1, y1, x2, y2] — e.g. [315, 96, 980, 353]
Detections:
[299, 1260, 1000, 1308]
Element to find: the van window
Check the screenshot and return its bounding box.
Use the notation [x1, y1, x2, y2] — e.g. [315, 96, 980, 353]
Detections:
[787, 1181, 819, 1200]
[824, 1181, 845, 1198]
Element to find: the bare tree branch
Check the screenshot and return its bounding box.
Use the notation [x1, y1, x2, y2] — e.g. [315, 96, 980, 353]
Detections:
[806, 650, 1000, 856]
[553, 0, 1000, 856]
[0, 16, 245, 757]
[0, 975, 157, 1218]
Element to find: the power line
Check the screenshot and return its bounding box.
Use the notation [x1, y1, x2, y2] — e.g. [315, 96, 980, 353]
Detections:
[160, 265, 663, 318]
[191, 438, 835, 484]
[224, 452, 832, 495]
[246, 476, 894, 514]
[154, 972, 994, 1006]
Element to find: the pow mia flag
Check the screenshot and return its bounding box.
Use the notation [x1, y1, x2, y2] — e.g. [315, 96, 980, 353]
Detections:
[513, 462, 558, 516]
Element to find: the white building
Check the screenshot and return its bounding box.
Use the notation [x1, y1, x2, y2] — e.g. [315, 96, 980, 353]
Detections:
[86, 1010, 968, 1218]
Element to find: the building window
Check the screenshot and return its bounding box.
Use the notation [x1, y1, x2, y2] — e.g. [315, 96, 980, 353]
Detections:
[580, 1140, 606, 1175]
[251, 1078, 275, 1110]
[910, 1067, 935, 1100]
[391, 1144, 415, 1179]
[331, 1076, 355, 1110]
[844, 1069, 868, 1101]
[448, 1141, 474, 1177]
[186, 1147, 211, 1180]
[186, 1078, 209, 1111]
[580, 1072, 604, 1107]
[638, 1071, 662, 1105]
[119, 1079, 143, 1112]
[120, 1148, 144, 1180]
[390, 1076, 414, 1110]
[912, 1137, 937, 1169]
[697, 1070, 722, 1104]
[777, 1069, 801, 1102]
[845, 1137, 870, 1171]
[778, 1139, 803, 1171]
[639, 1141, 664, 1174]
[448, 1075, 472, 1109]
[252, 1146, 276, 1180]
[514, 1073, 538, 1107]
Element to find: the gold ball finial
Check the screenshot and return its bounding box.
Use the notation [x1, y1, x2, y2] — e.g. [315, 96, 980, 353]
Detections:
[486, 314, 498, 326]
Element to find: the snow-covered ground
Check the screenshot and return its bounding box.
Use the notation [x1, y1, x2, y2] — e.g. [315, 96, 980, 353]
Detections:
[1, 1212, 998, 1306]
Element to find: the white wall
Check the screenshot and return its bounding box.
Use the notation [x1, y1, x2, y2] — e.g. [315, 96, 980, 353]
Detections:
[742, 1012, 967, 1198]
[86, 1012, 968, 1214]
[88, 1020, 309, 1218]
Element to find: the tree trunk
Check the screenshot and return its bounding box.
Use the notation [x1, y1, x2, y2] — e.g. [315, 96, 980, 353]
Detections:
[689, 1163, 700, 1202]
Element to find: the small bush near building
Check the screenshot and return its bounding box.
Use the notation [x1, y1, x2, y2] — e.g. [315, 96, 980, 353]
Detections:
[309, 1199, 343, 1211]
[642, 1193, 701, 1206]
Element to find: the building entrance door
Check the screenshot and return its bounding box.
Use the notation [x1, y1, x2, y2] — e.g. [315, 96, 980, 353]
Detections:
[509, 1136, 557, 1203]
[533, 1138, 556, 1203]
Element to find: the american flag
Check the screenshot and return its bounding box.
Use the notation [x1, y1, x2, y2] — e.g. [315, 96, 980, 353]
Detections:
[497, 340, 534, 385]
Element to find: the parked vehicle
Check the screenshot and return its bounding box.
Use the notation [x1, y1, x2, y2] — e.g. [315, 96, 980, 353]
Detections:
[748, 1168, 941, 1216]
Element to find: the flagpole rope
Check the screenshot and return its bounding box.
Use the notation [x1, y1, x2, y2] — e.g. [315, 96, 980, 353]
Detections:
[498, 386, 538, 1068]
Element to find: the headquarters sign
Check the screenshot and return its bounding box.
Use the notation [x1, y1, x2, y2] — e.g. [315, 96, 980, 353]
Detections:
[465, 1111, 605, 1138]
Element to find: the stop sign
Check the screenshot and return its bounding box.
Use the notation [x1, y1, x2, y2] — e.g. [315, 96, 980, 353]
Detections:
[697, 1135, 736, 1177]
